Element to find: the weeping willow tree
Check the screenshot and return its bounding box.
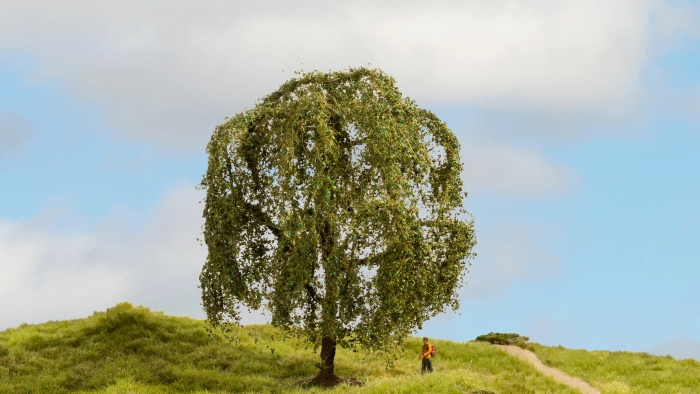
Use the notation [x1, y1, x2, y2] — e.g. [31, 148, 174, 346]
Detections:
[200, 68, 476, 386]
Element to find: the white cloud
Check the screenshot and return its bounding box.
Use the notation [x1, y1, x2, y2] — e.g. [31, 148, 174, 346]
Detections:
[0, 219, 128, 327]
[461, 139, 577, 197]
[0, 185, 269, 330]
[0, 0, 654, 150]
[649, 336, 700, 361]
[462, 221, 560, 297]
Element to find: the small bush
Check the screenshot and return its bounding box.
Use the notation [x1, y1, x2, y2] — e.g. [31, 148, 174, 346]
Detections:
[475, 332, 532, 350]
[89, 302, 157, 334]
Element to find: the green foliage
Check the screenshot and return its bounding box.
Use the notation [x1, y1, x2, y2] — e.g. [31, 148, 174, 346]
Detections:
[199, 67, 476, 355]
[0, 304, 582, 393]
[532, 343, 700, 394]
[474, 333, 534, 351]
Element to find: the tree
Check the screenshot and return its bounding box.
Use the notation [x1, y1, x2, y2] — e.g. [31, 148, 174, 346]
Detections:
[199, 67, 476, 386]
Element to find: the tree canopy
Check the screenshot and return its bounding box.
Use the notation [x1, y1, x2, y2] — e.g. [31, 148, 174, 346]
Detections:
[199, 67, 476, 385]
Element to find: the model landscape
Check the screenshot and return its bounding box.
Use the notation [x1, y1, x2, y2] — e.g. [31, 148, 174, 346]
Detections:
[1, 303, 698, 393]
[3, 4, 700, 394]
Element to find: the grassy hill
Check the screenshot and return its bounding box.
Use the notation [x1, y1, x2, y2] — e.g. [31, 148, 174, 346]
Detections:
[532, 344, 700, 393]
[0, 303, 698, 393]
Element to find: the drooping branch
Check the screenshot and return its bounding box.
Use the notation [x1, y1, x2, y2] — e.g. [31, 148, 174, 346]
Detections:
[243, 201, 281, 238]
[305, 283, 322, 304]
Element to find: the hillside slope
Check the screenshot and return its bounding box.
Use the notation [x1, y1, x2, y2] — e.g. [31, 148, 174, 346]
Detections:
[0, 303, 575, 393]
[532, 343, 700, 393]
[0, 303, 697, 393]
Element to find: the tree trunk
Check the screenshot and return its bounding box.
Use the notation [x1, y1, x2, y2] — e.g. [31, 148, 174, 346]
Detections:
[308, 220, 344, 386]
[320, 336, 337, 376]
[304, 218, 363, 387]
[309, 335, 340, 386]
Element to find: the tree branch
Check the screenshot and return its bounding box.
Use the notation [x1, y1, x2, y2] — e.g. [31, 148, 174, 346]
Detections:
[244, 201, 282, 238]
[224, 153, 281, 237]
[305, 283, 321, 304]
[352, 137, 367, 146]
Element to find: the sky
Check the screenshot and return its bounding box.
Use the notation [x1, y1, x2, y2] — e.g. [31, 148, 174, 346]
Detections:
[1, 0, 700, 360]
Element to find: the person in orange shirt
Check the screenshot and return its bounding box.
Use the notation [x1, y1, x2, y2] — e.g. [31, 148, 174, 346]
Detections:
[419, 337, 433, 374]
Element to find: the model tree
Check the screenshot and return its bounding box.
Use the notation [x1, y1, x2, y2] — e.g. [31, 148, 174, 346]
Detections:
[199, 68, 476, 386]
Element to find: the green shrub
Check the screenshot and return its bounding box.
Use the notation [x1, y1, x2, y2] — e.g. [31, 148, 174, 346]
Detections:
[474, 332, 530, 348]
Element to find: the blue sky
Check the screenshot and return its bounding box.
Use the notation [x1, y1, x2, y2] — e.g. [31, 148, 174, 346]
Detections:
[1, 0, 700, 360]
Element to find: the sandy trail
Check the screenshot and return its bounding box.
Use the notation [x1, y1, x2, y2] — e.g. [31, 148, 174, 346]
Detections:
[496, 345, 600, 394]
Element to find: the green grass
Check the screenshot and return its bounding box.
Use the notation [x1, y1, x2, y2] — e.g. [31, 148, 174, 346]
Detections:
[532, 343, 700, 394]
[0, 303, 578, 393]
[7, 303, 699, 393]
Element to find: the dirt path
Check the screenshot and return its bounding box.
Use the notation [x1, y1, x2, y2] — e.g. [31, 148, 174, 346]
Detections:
[496, 345, 600, 394]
